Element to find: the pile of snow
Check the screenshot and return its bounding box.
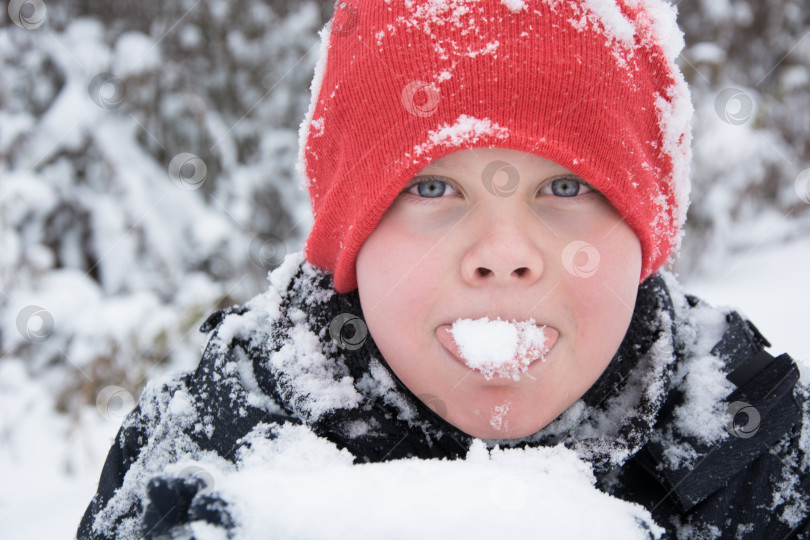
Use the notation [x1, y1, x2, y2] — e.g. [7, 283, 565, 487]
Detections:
[179, 424, 663, 539]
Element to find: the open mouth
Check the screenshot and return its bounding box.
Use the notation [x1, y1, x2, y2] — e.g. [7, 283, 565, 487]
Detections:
[436, 317, 559, 381]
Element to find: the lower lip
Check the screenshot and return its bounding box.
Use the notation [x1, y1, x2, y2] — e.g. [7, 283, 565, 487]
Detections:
[435, 324, 559, 372]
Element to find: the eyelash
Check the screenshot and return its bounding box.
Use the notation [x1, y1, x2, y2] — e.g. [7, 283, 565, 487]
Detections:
[538, 177, 594, 197]
[403, 176, 593, 201]
[404, 177, 461, 201]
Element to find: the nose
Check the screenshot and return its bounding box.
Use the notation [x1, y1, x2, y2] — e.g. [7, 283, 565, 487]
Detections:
[460, 211, 545, 287]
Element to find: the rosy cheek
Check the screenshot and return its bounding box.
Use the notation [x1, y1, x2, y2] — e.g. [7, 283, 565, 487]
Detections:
[357, 217, 436, 326]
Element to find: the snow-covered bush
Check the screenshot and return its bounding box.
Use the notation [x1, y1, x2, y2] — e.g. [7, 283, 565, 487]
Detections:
[676, 0, 810, 274]
[1, 1, 324, 420]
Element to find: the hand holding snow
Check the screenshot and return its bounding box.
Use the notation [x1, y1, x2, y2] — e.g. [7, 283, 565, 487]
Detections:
[449, 317, 552, 380]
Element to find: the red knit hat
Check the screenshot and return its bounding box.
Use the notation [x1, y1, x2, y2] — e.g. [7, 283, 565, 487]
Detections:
[298, 0, 692, 293]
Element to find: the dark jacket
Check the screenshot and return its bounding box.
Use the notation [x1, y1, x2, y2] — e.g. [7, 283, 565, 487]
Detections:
[78, 253, 810, 539]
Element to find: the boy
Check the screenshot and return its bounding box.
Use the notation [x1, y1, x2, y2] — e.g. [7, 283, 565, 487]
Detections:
[79, 1, 810, 538]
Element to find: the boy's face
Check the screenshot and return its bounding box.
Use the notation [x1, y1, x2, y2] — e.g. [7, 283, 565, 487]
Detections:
[355, 148, 642, 440]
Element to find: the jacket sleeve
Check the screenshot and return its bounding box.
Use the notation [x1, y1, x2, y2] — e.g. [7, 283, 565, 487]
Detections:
[76, 307, 297, 539]
[77, 405, 150, 539]
[75, 372, 202, 539]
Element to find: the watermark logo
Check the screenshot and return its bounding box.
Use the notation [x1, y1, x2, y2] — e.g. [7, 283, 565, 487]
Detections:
[714, 88, 755, 126]
[725, 401, 760, 439]
[401, 80, 440, 117]
[96, 386, 136, 421]
[561, 241, 600, 278]
[249, 234, 287, 270]
[795, 168, 810, 205]
[417, 393, 447, 417]
[16, 305, 54, 343]
[179, 465, 215, 496]
[169, 153, 207, 190]
[8, 0, 47, 30]
[481, 160, 520, 197]
[88, 73, 127, 110]
[332, 1, 359, 37]
[329, 313, 368, 350]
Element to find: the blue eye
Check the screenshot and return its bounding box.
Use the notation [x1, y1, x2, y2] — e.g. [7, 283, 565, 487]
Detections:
[407, 178, 454, 198]
[543, 177, 592, 198]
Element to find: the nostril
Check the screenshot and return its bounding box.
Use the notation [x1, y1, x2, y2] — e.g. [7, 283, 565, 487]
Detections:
[514, 267, 529, 277]
[476, 267, 492, 277]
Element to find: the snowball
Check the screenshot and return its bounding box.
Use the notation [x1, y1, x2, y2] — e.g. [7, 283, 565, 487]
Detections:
[450, 317, 549, 380]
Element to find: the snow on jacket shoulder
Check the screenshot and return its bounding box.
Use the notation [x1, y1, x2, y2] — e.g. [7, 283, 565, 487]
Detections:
[77, 252, 810, 540]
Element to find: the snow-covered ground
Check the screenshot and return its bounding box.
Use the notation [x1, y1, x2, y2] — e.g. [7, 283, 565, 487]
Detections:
[0, 358, 127, 539]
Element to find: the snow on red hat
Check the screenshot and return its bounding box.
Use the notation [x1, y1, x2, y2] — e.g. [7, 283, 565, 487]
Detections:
[298, 0, 692, 293]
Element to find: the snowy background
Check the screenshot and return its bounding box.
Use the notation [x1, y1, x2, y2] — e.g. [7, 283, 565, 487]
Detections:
[0, 0, 808, 537]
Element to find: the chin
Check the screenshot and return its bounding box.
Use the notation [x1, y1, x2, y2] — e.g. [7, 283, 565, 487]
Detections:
[449, 408, 547, 440]
[459, 425, 544, 441]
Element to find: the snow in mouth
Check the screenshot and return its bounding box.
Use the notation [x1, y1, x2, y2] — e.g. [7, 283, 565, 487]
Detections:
[449, 317, 550, 380]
